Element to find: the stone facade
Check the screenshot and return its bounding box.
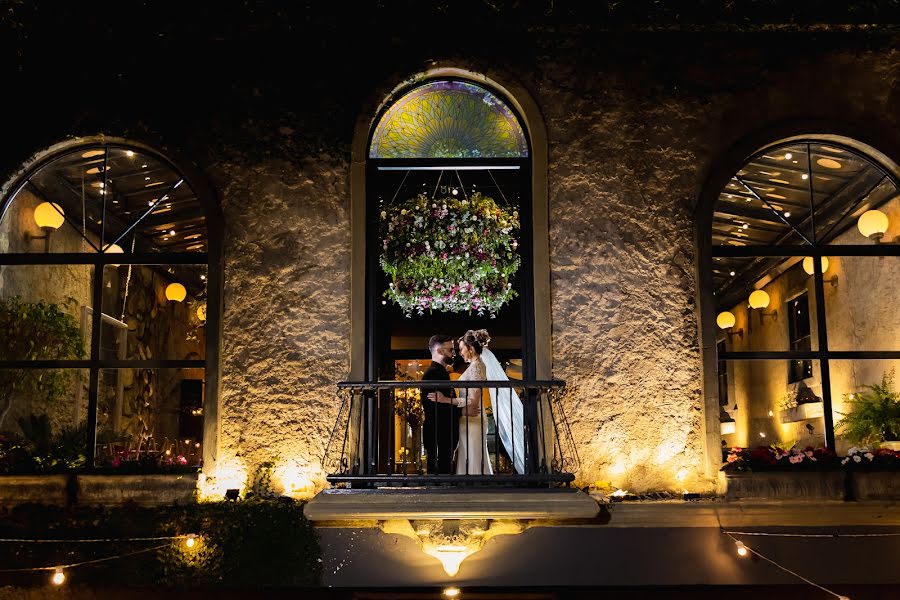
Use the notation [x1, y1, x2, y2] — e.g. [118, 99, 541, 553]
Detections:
[1, 6, 899, 495]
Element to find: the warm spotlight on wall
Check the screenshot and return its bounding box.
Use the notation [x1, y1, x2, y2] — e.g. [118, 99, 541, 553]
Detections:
[857, 209, 889, 242]
[165, 282, 187, 302]
[26, 202, 65, 252]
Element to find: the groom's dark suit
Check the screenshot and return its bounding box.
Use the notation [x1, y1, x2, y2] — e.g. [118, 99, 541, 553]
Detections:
[421, 360, 458, 474]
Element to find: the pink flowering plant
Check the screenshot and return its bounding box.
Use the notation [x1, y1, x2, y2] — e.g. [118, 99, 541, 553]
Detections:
[380, 192, 520, 317]
[722, 444, 838, 472]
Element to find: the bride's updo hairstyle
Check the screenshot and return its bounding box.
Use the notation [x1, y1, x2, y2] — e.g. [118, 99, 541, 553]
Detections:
[459, 329, 491, 355]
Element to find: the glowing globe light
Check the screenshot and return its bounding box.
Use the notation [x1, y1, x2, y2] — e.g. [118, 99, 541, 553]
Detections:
[802, 256, 829, 276]
[196, 302, 207, 322]
[748, 290, 770, 310]
[716, 311, 736, 330]
[165, 282, 187, 302]
[857, 209, 889, 241]
[33, 202, 65, 229]
[735, 541, 748, 557]
[51, 568, 66, 586]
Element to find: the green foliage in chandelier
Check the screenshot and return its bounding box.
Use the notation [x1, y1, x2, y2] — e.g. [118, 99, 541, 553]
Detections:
[380, 192, 520, 317]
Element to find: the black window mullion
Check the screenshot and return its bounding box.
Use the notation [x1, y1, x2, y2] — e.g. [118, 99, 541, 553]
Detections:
[86, 265, 104, 470]
[812, 255, 836, 449]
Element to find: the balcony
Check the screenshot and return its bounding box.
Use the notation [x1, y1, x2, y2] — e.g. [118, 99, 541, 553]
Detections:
[309, 379, 599, 522]
[322, 380, 578, 487]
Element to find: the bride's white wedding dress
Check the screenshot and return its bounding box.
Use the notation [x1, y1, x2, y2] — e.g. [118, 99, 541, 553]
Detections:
[454, 356, 493, 475]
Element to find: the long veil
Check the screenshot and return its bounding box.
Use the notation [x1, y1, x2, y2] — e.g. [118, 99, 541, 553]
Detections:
[481, 348, 525, 474]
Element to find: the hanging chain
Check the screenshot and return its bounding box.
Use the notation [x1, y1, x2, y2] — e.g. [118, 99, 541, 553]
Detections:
[487, 169, 509, 205]
[431, 170, 444, 200]
[455, 170, 468, 200]
[389, 169, 411, 205]
[120, 234, 137, 322]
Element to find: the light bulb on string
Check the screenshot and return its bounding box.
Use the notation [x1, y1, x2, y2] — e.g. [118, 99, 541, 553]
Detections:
[50, 567, 66, 586]
[735, 540, 748, 557]
[185, 533, 197, 549]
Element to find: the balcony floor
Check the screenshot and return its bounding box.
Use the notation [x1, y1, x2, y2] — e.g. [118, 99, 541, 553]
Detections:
[303, 487, 601, 521]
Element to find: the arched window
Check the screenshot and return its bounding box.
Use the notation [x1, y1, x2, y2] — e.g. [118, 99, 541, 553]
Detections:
[703, 138, 900, 457]
[0, 140, 220, 472]
[365, 78, 533, 381]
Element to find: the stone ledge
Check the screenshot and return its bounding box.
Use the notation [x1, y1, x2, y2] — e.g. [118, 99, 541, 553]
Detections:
[0, 473, 199, 507]
[0, 475, 70, 507]
[303, 488, 601, 521]
[78, 473, 198, 506]
[593, 500, 900, 528]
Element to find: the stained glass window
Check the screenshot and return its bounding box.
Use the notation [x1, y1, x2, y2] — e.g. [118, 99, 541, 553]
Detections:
[369, 80, 528, 159]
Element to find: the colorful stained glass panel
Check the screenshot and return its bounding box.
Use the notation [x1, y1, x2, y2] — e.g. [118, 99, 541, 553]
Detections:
[369, 80, 528, 159]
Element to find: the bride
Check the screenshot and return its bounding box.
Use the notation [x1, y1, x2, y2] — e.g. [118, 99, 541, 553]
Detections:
[429, 329, 525, 475]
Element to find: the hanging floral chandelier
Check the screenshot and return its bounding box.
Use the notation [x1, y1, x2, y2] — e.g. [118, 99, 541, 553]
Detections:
[379, 192, 520, 317]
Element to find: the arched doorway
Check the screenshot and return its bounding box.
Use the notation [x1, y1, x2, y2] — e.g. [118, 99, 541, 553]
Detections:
[697, 135, 900, 468]
[0, 138, 222, 472]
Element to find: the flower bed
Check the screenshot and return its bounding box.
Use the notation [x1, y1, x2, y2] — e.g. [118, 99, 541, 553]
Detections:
[723, 445, 839, 472]
[720, 444, 900, 501]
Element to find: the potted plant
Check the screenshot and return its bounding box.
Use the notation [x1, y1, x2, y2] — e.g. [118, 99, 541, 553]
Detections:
[836, 369, 900, 450]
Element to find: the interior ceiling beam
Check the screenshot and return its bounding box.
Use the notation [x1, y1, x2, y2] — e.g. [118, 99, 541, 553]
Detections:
[740, 176, 830, 195]
[713, 203, 792, 225]
[714, 168, 886, 307]
[720, 189, 813, 209]
[743, 160, 854, 179]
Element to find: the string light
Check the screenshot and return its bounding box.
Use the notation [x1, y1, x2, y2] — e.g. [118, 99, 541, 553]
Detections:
[725, 532, 854, 599]
[185, 534, 197, 549]
[50, 567, 65, 585]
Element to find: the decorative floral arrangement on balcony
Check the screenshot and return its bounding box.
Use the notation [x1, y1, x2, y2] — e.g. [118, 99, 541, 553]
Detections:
[379, 192, 520, 317]
[722, 444, 838, 472]
[840, 446, 900, 470]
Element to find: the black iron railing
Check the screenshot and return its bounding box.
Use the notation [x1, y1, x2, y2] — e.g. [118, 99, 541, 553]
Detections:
[322, 380, 578, 486]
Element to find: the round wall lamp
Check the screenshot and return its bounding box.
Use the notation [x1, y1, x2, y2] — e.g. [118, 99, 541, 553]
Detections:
[857, 209, 889, 242]
[33, 202, 65, 229]
[102, 243, 124, 268]
[748, 289, 777, 324]
[802, 256, 839, 286]
[26, 202, 65, 252]
[716, 310, 742, 340]
[748, 290, 770, 309]
[716, 311, 736, 329]
[165, 282, 187, 302]
[802, 256, 828, 275]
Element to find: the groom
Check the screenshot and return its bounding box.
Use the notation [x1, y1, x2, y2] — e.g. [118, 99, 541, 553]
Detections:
[421, 334, 458, 475]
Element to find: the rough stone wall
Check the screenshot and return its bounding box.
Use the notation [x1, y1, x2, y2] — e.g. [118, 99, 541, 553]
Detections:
[209, 147, 351, 493]
[2, 5, 900, 495]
